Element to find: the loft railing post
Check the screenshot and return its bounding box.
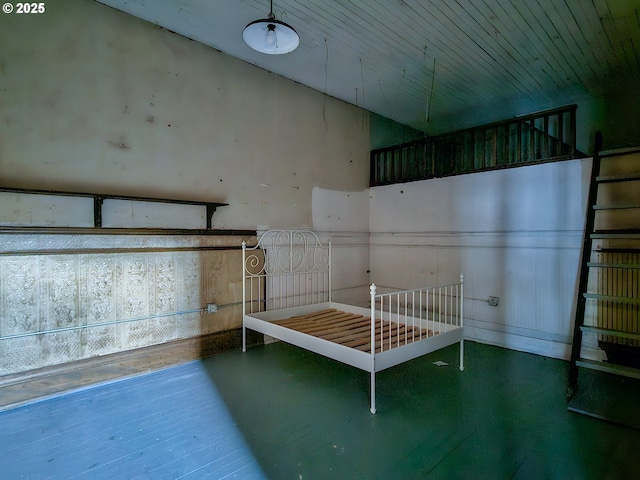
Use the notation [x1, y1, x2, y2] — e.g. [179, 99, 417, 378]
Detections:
[569, 107, 577, 156]
[557, 112, 564, 156]
[544, 114, 550, 158]
[369, 151, 376, 187]
[516, 122, 522, 163]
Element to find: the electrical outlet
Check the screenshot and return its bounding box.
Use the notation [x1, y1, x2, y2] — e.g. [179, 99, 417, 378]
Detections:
[488, 296, 499, 307]
[207, 303, 218, 313]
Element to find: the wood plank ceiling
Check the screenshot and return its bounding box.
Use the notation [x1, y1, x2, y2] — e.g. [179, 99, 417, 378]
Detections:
[96, 0, 640, 134]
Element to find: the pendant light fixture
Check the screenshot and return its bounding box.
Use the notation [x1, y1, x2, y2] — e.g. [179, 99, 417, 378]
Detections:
[242, 0, 299, 55]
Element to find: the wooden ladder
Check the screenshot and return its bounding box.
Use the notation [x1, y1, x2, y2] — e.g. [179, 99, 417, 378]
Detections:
[568, 132, 640, 402]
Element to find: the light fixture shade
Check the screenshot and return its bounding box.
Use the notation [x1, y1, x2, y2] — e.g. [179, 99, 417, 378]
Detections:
[243, 18, 299, 54]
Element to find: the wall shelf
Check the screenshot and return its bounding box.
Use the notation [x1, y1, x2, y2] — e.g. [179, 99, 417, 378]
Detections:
[0, 187, 229, 231]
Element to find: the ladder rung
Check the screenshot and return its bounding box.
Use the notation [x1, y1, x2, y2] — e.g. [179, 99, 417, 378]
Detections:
[587, 262, 640, 269]
[575, 358, 640, 380]
[591, 230, 640, 239]
[599, 146, 640, 157]
[596, 173, 640, 183]
[595, 248, 640, 253]
[580, 326, 640, 341]
[593, 203, 640, 210]
[583, 293, 640, 305]
[593, 204, 640, 210]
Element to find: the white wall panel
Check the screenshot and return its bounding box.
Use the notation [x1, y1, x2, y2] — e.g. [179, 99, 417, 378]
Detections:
[310, 187, 371, 305]
[370, 158, 591, 359]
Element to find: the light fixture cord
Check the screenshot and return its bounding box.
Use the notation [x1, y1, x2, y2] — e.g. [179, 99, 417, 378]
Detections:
[267, 0, 275, 20]
[395, 68, 405, 120]
[273, 72, 278, 138]
[427, 57, 436, 128]
[323, 38, 328, 125]
[378, 79, 392, 118]
[360, 58, 365, 129]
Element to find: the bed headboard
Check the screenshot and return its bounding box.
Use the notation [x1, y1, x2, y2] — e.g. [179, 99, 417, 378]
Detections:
[242, 230, 331, 313]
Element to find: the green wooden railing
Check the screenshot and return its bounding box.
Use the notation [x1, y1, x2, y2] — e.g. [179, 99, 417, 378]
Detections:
[370, 105, 584, 186]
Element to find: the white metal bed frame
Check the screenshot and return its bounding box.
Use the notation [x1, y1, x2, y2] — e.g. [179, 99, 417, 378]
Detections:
[242, 229, 464, 414]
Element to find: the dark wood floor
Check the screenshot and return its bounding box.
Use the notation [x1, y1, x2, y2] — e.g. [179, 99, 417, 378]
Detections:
[0, 330, 247, 412]
[2, 339, 639, 479]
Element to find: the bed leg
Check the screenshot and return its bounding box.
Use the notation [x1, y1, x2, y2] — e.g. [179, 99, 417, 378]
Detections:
[242, 325, 246, 353]
[370, 371, 377, 414]
[459, 339, 464, 371]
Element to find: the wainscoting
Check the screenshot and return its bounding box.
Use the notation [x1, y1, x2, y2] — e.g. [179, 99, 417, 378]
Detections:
[0, 232, 254, 376]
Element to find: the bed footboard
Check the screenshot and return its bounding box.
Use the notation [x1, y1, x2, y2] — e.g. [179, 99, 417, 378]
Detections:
[368, 274, 464, 414]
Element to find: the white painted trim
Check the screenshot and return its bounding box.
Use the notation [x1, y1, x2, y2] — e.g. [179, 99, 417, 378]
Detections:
[464, 323, 572, 360]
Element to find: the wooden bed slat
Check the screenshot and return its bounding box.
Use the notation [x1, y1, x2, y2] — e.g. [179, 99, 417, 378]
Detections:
[271, 308, 436, 354]
[274, 309, 338, 326]
[315, 319, 373, 340]
[293, 316, 369, 336]
[275, 313, 364, 333]
[282, 314, 365, 333]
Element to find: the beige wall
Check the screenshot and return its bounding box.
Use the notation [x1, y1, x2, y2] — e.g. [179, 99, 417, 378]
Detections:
[0, 0, 370, 230]
[0, 0, 371, 375]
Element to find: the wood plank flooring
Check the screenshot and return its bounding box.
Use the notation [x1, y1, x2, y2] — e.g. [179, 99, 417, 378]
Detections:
[204, 341, 640, 479]
[2, 338, 639, 479]
[0, 362, 265, 479]
[273, 308, 435, 353]
[0, 328, 257, 412]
